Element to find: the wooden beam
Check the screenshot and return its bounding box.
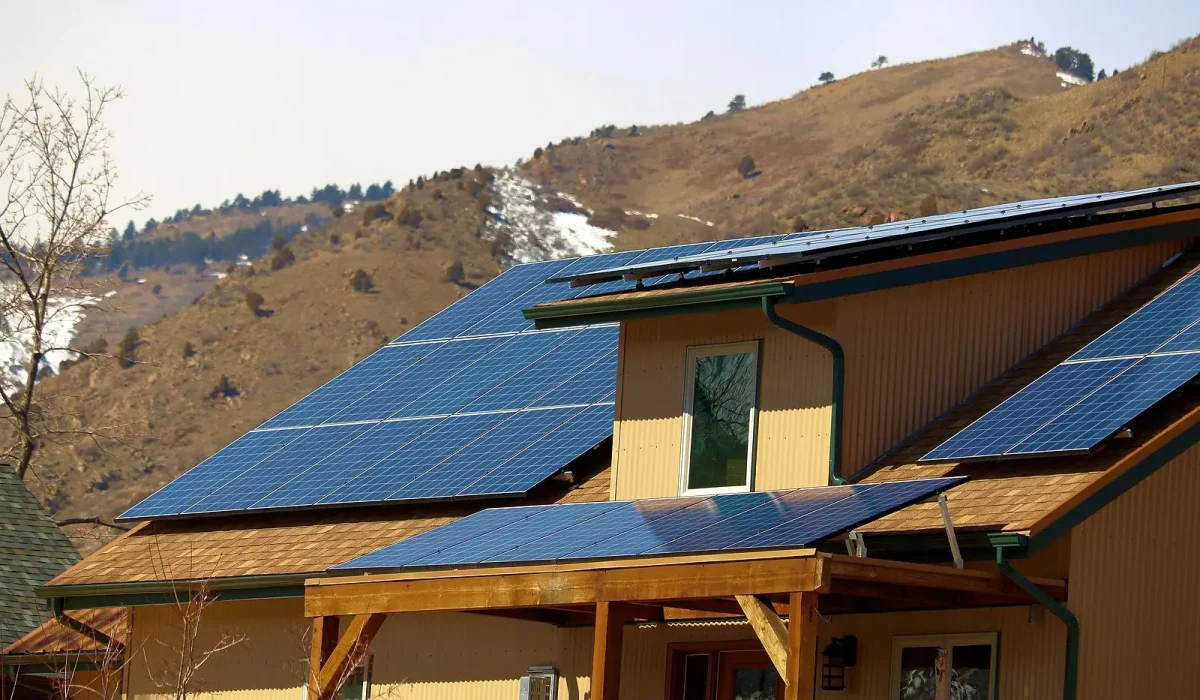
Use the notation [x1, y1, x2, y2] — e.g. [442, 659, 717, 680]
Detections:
[308, 616, 339, 700]
[654, 598, 744, 616]
[307, 556, 825, 617]
[827, 555, 1066, 600]
[735, 595, 790, 682]
[784, 592, 819, 700]
[314, 613, 387, 700]
[592, 602, 629, 700]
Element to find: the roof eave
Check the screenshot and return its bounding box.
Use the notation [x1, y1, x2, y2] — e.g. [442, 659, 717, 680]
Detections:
[523, 280, 793, 329]
[38, 572, 313, 610]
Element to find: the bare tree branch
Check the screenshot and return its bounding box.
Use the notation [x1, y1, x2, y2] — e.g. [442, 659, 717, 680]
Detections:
[56, 516, 130, 531]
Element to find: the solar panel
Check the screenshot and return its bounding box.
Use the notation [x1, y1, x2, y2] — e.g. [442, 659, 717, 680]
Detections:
[922, 265, 1200, 462]
[119, 257, 618, 521]
[332, 477, 965, 571]
[551, 182, 1200, 288]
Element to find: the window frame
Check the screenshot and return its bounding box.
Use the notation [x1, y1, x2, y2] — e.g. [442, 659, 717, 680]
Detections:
[889, 632, 998, 700]
[678, 340, 761, 496]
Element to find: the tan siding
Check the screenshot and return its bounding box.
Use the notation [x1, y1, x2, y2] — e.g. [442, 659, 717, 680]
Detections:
[1068, 441, 1200, 700]
[125, 599, 308, 700]
[618, 608, 1065, 700]
[614, 241, 1182, 499]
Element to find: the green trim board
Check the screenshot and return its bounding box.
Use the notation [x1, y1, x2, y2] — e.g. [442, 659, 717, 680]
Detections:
[40, 573, 309, 610]
[0, 651, 103, 671]
[526, 217, 1200, 329]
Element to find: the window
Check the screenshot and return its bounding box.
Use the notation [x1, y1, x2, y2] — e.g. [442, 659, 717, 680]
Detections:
[680, 342, 760, 495]
[303, 656, 371, 700]
[891, 633, 997, 700]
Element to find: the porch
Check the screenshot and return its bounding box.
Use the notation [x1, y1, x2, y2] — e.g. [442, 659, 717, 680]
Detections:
[304, 551, 1065, 700]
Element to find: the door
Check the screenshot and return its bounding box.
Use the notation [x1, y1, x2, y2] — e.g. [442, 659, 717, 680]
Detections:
[716, 650, 781, 700]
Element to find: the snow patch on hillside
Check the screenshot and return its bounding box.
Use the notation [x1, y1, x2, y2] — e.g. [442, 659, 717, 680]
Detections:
[0, 293, 98, 390]
[1057, 71, 1088, 87]
[484, 170, 615, 263]
[677, 214, 714, 227]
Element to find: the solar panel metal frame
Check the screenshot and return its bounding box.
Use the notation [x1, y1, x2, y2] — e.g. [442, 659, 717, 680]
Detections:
[550, 183, 1200, 287]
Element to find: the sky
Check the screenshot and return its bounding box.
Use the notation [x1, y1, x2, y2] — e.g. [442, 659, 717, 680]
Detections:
[4, 0, 1198, 225]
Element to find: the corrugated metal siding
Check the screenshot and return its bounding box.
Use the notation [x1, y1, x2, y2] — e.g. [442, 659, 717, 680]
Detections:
[618, 607, 1065, 700]
[125, 599, 308, 700]
[614, 241, 1183, 499]
[1068, 441, 1200, 700]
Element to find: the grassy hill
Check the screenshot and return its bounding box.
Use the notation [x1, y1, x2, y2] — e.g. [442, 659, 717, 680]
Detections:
[27, 36, 1200, 549]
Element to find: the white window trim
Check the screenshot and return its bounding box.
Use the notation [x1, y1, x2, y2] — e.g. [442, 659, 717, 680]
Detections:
[890, 632, 998, 700]
[678, 340, 761, 496]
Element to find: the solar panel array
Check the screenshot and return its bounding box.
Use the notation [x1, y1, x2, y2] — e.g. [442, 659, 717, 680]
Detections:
[922, 266, 1200, 462]
[333, 477, 965, 571]
[551, 182, 1200, 289]
[119, 253, 655, 521]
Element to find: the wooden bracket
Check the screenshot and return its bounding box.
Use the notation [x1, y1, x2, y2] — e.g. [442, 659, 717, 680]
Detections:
[310, 613, 387, 700]
[735, 595, 791, 682]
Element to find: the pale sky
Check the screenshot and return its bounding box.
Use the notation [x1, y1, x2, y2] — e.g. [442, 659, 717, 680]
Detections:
[4, 1, 1198, 224]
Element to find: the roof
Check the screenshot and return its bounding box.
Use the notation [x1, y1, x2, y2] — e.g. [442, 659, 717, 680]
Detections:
[859, 249, 1200, 535]
[0, 465, 80, 648]
[47, 463, 611, 588]
[1, 608, 126, 659]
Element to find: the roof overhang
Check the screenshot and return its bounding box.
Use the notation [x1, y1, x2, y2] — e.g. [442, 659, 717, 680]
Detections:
[38, 572, 308, 610]
[304, 549, 1064, 619]
[525, 208, 1200, 329]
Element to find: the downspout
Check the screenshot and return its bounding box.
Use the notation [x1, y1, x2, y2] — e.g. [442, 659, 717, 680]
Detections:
[761, 297, 847, 485]
[995, 548, 1078, 700]
[50, 597, 120, 650]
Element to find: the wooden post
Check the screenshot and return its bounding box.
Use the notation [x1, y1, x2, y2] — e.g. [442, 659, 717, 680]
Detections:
[309, 616, 339, 700]
[785, 592, 819, 700]
[592, 601, 628, 700]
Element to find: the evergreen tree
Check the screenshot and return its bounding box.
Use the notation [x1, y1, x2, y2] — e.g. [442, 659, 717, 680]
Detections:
[1054, 46, 1095, 82]
[1097, 69, 1108, 80]
[347, 183, 364, 200]
[728, 94, 746, 112]
[123, 220, 136, 241]
[819, 71, 835, 84]
[381, 180, 395, 197]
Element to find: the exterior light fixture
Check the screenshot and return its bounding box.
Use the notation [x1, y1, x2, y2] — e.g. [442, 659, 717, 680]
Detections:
[820, 636, 858, 691]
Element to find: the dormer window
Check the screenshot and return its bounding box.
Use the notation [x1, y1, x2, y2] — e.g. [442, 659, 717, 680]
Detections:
[680, 341, 760, 494]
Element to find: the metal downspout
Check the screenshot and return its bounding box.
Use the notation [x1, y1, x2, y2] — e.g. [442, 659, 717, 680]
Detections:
[996, 549, 1078, 700]
[761, 297, 847, 485]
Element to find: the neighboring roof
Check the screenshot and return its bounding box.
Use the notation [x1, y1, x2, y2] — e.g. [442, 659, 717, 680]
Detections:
[1, 608, 126, 658]
[47, 463, 611, 588]
[0, 465, 80, 648]
[860, 250, 1200, 535]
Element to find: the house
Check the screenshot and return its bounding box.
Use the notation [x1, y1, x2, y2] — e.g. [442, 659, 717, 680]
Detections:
[0, 464, 83, 697]
[10, 182, 1200, 700]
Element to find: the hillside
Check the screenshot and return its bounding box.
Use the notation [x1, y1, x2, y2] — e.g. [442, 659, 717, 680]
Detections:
[523, 40, 1200, 249]
[25, 36, 1200, 549]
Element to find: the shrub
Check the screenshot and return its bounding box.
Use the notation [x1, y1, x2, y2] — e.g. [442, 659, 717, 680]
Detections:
[918, 194, 939, 217]
[473, 163, 483, 172]
[738, 155, 757, 178]
[349, 268, 375, 293]
[533, 147, 544, 159]
[396, 203, 423, 227]
[629, 125, 639, 137]
[819, 71, 835, 84]
[361, 202, 392, 225]
[791, 216, 809, 232]
[701, 110, 716, 121]
[209, 375, 238, 399]
[270, 247, 295, 271]
[151, 283, 162, 296]
[116, 328, 138, 369]
[728, 94, 746, 112]
[331, 205, 344, 218]
[182, 341, 196, 358]
[271, 233, 285, 250]
[245, 291, 264, 315]
[445, 260, 465, 284]
[329, 232, 341, 246]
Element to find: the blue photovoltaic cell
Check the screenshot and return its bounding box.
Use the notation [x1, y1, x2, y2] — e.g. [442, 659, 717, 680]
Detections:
[259, 342, 444, 429]
[326, 336, 508, 424]
[458, 402, 615, 496]
[1156, 320, 1200, 354]
[464, 327, 617, 412]
[921, 359, 1135, 461]
[323, 412, 511, 504]
[337, 505, 552, 570]
[1008, 352, 1200, 455]
[120, 429, 304, 519]
[408, 501, 626, 567]
[185, 423, 373, 514]
[253, 418, 443, 509]
[333, 477, 965, 571]
[1071, 272, 1200, 360]
[401, 259, 574, 342]
[529, 350, 618, 408]
[461, 271, 586, 336]
[397, 408, 583, 499]
[393, 331, 579, 418]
